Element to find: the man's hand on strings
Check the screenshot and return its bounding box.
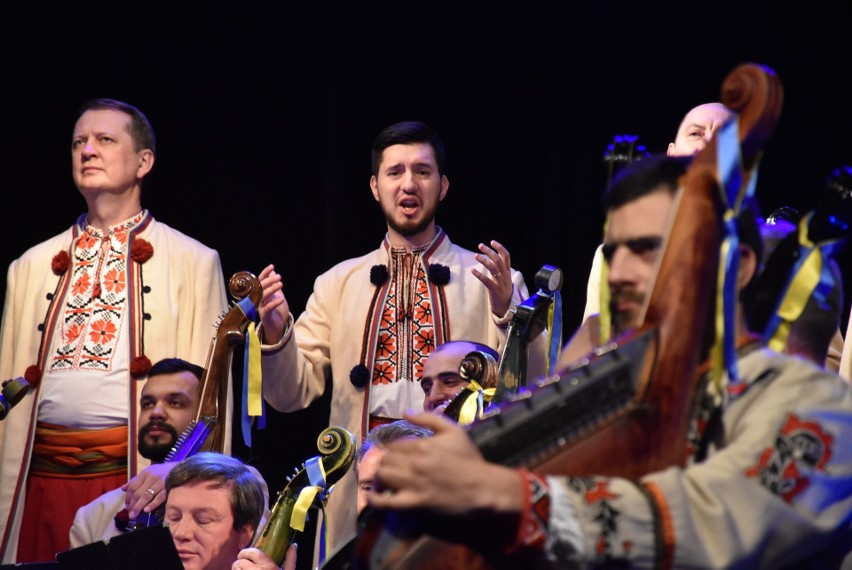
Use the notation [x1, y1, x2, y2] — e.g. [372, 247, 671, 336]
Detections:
[122, 462, 176, 519]
[370, 412, 524, 517]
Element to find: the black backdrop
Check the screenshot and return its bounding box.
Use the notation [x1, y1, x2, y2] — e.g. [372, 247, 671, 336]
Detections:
[4, 3, 852, 565]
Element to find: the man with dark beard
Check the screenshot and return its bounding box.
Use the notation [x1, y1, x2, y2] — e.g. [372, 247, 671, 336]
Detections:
[372, 155, 852, 567]
[256, 121, 543, 561]
[68, 358, 202, 546]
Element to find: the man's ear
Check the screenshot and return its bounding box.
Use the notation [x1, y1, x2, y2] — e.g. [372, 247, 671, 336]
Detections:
[666, 142, 676, 156]
[737, 244, 758, 291]
[238, 523, 254, 549]
[137, 149, 155, 179]
[370, 175, 380, 202]
[439, 175, 449, 201]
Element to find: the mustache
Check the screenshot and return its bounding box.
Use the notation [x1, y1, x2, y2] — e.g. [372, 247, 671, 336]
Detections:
[609, 288, 645, 307]
[139, 421, 179, 439]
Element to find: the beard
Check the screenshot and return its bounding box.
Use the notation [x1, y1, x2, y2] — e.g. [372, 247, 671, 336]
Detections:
[137, 421, 180, 463]
[609, 288, 646, 336]
[383, 198, 440, 237]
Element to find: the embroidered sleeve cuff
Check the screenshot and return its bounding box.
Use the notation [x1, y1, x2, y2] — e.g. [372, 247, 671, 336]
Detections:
[259, 313, 295, 352]
[506, 469, 550, 554]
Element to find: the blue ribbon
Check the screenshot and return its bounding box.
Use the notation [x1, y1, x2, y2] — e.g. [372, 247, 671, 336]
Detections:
[762, 217, 843, 345]
[715, 118, 760, 388]
[305, 456, 330, 564]
[547, 290, 563, 375]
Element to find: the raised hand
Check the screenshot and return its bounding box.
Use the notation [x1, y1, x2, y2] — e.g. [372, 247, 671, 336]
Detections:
[257, 264, 290, 344]
[472, 240, 514, 317]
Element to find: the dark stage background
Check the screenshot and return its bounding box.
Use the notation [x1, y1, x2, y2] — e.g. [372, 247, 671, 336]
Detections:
[4, 3, 852, 565]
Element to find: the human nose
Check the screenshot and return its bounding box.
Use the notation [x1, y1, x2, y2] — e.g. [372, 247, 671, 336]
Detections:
[607, 246, 633, 285]
[80, 140, 97, 159]
[169, 518, 192, 541]
[399, 169, 417, 192]
[149, 401, 167, 421]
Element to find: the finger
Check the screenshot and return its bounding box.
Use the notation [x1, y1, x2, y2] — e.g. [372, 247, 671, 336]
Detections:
[261, 296, 285, 313]
[127, 488, 164, 519]
[258, 264, 275, 279]
[490, 240, 510, 266]
[261, 279, 283, 293]
[474, 248, 500, 271]
[236, 548, 263, 561]
[401, 410, 456, 433]
[470, 268, 497, 290]
[283, 543, 298, 570]
[369, 487, 424, 510]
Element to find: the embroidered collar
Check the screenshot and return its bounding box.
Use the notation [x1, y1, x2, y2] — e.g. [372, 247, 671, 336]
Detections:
[79, 210, 148, 238]
[383, 226, 446, 257]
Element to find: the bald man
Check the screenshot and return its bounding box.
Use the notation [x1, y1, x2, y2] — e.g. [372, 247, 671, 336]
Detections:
[582, 102, 734, 323]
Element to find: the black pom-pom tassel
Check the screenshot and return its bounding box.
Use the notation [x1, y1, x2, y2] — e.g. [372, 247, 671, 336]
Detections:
[428, 264, 450, 285]
[370, 265, 389, 286]
[350, 364, 370, 388]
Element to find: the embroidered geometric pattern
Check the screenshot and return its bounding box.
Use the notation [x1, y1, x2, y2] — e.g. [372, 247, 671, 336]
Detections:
[372, 248, 436, 385]
[568, 477, 633, 562]
[508, 470, 550, 552]
[50, 212, 145, 372]
[744, 412, 834, 503]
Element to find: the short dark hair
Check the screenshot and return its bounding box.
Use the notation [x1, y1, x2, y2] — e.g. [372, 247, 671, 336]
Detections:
[432, 340, 499, 361]
[77, 98, 156, 154]
[148, 358, 204, 382]
[356, 420, 433, 464]
[605, 153, 763, 296]
[371, 121, 445, 176]
[165, 452, 265, 532]
[603, 154, 691, 212]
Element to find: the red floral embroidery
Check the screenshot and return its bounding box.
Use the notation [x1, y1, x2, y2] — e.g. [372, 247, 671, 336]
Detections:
[72, 274, 92, 296]
[89, 319, 118, 344]
[416, 278, 429, 295]
[130, 238, 153, 264]
[131, 356, 152, 377]
[65, 323, 84, 343]
[76, 233, 98, 250]
[24, 365, 42, 387]
[413, 302, 433, 324]
[376, 333, 396, 359]
[51, 251, 70, 275]
[372, 362, 394, 385]
[113, 229, 128, 244]
[380, 307, 394, 329]
[103, 268, 126, 294]
[413, 328, 435, 352]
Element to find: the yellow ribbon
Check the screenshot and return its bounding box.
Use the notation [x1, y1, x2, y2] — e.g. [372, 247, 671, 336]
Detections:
[289, 458, 327, 532]
[767, 215, 825, 353]
[709, 233, 733, 401]
[598, 215, 612, 345]
[246, 321, 263, 417]
[290, 485, 321, 532]
[456, 380, 496, 425]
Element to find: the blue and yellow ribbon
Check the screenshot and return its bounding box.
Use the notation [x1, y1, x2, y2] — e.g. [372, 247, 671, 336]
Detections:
[238, 296, 265, 448]
[710, 118, 759, 398]
[763, 213, 843, 352]
[546, 290, 563, 375]
[290, 456, 333, 564]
